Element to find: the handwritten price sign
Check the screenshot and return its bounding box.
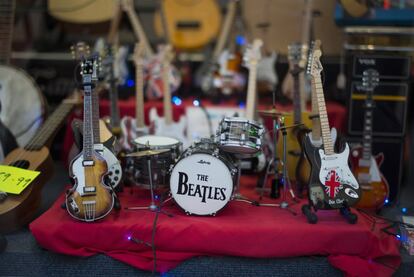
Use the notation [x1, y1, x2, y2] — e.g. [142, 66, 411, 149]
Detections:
[0, 165, 40, 195]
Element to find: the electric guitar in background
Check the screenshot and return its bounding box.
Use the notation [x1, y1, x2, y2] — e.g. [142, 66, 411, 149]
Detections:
[302, 40, 360, 220]
[351, 69, 389, 211]
[120, 43, 150, 151]
[277, 43, 312, 184]
[282, 0, 313, 108]
[149, 45, 188, 147]
[66, 57, 115, 222]
[70, 43, 122, 189]
[0, 92, 80, 233]
[153, 0, 222, 50]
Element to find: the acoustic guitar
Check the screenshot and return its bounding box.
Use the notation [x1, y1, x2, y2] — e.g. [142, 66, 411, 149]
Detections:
[303, 40, 361, 212]
[154, 0, 222, 50]
[340, 0, 370, 18]
[0, 93, 79, 233]
[66, 57, 114, 222]
[48, 0, 116, 23]
[351, 69, 389, 211]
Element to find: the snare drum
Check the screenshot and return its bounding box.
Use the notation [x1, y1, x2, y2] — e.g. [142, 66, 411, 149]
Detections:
[216, 117, 264, 154]
[170, 138, 237, 216]
[127, 135, 182, 189]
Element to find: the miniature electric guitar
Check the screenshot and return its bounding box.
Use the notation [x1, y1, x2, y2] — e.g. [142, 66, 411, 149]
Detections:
[66, 57, 114, 222]
[302, 41, 361, 219]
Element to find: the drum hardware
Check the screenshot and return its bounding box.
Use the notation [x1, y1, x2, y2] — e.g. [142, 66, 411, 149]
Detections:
[125, 149, 170, 157]
[257, 108, 283, 119]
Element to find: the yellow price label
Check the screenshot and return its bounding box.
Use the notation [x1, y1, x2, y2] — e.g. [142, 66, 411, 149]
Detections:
[0, 165, 40, 195]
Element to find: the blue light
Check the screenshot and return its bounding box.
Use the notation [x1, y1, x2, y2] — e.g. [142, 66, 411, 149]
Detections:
[402, 208, 407, 213]
[127, 235, 132, 241]
[126, 79, 135, 87]
[385, 199, 389, 204]
[193, 99, 200, 107]
[239, 102, 245, 109]
[155, 195, 159, 200]
[396, 234, 401, 239]
[172, 96, 182, 106]
[236, 35, 246, 46]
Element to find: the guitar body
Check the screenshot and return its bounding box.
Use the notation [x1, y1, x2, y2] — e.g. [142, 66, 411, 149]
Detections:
[154, 0, 222, 50]
[0, 65, 44, 147]
[340, 0, 369, 18]
[149, 108, 188, 148]
[48, 0, 115, 23]
[120, 116, 149, 151]
[277, 112, 312, 182]
[257, 52, 278, 91]
[350, 146, 389, 210]
[0, 147, 53, 233]
[67, 152, 114, 221]
[304, 134, 361, 209]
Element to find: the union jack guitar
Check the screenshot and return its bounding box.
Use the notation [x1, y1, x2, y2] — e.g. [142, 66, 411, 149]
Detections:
[302, 40, 361, 224]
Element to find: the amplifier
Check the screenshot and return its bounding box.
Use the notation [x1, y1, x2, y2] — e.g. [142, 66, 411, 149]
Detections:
[352, 55, 411, 80]
[348, 81, 409, 136]
[346, 136, 404, 205]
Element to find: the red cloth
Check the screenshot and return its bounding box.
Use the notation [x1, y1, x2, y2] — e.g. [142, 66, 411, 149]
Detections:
[62, 98, 346, 165]
[30, 176, 400, 276]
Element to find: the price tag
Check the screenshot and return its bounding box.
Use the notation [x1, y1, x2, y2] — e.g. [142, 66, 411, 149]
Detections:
[0, 165, 40, 195]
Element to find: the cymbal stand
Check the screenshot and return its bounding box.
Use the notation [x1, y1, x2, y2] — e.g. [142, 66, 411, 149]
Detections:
[125, 156, 173, 217]
[232, 159, 258, 205]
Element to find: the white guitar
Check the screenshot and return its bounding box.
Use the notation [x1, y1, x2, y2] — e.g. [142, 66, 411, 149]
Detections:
[149, 45, 188, 147]
[71, 42, 123, 189]
[120, 43, 149, 151]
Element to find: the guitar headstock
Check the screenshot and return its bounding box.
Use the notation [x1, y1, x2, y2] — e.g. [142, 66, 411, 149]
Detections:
[306, 40, 322, 78]
[288, 43, 308, 69]
[133, 42, 146, 67]
[80, 56, 99, 89]
[70, 42, 90, 61]
[243, 39, 263, 69]
[362, 69, 379, 93]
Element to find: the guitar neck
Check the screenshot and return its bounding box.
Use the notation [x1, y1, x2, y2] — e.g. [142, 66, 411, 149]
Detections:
[108, 71, 121, 132]
[310, 79, 321, 141]
[292, 67, 302, 125]
[212, 0, 237, 61]
[125, 7, 154, 56]
[0, 0, 15, 64]
[92, 89, 101, 144]
[313, 74, 333, 154]
[25, 102, 74, 150]
[83, 88, 95, 161]
[162, 60, 173, 125]
[135, 59, 145, 128]
[301, 0, 313, 47]
[361, 91, 374, 163]
[246, 62, 257, 120]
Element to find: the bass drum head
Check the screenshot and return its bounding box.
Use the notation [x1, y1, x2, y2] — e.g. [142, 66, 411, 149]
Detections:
[170, 153, 233, 216]
[0, 65, 44, 147]
[134, 135, 179, 149]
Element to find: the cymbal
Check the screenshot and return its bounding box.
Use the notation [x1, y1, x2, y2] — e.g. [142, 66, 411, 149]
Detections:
[279, 123, 305, 130]
[125, 149, 170, 157]
[258, 108, 282, 118]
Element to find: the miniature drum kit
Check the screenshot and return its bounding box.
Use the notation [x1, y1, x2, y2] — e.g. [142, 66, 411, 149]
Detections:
[125, 111, 287, 216]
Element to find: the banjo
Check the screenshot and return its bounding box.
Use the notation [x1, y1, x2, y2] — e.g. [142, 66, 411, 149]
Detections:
[0, 0, 44, 159]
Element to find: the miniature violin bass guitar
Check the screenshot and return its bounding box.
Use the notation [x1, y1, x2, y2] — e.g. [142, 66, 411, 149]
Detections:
[66, 57, 115, 222]
[351, 69, 389, 211]
[120, 43, 149, 151]
[303, 41, 361, 211]
[149, 45, 188, 147]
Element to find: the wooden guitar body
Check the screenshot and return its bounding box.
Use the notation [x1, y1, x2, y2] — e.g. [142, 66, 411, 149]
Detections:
[154, 0, 222, 50]
[340, 0, 369, 18]
[303, 134, 361, 210]
[66, 152, 114, 222]
[350, 146, 389, 211]
[0, 147, 53, 233]
[48, 0, 115, 23]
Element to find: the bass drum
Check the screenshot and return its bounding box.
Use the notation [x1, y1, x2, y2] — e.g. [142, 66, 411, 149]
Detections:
[0, 65, 44, 148]
[170, 138, 237, 216]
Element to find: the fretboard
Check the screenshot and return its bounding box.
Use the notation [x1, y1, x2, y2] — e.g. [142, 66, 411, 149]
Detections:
[125, 7, 154, 57]
[0, 0, 15, 64]
[108, 67, 121, 132]
[313, 74, 333, 154]
[246, 62, 257, 120]
[92, 91, 101, 144]
[292, 67, 302, 125]
[162, 60, 173, 125]
[83, 87, 94, 161]
[310, 76, 321, 141]
[24, 102, 74, 151]
[362, 94, 374, 162]
[135, 58, 145, 128]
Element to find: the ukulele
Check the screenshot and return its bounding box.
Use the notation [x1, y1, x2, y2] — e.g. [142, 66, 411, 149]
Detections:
[66, 57, 114, 222]
[70, 43, 123, 189]
[0, 93, 79, 233]
[149, 45, 188, 147]
[277, 44, 312, 184]
[153, 0, 222, 50]
[303, 40, 361, 210]
[120, 43, 150, 151]
[351, 69, 389, 211]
